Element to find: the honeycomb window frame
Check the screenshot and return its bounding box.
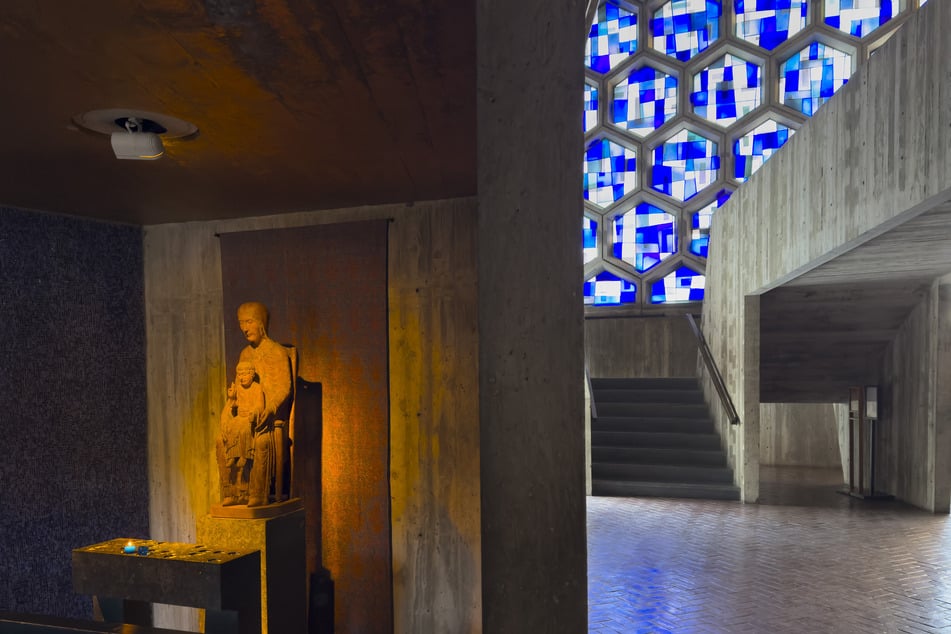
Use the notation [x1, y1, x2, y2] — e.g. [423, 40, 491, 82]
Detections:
[581, 0, 918, 314]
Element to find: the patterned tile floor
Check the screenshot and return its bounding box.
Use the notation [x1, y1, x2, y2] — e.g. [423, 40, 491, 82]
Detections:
[588, 466, 951, 633]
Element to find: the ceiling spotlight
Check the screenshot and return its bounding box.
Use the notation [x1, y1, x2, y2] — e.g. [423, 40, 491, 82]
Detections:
[72, 108, 199, 161]
[110, 117, 164, 160]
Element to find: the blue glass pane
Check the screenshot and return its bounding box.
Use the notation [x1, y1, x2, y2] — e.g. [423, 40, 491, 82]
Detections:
[651, 129, 720, 202]
[612, 66, 679, 136]
[691, 53, 762, 127]
[613, 204, 677, 272]
[586, 1, 639, 73]
[651, 266, 706, 303]
[733, 119, 794, 181]
[690, 189, 732, 257]
[651, 0, 722, 62]
[584, 271, 638, 305]
[735, 0, 808, 50]
[780, 41, 852, 116]
[584, 216, 599, 264]
[825, 0, 897, 37]
[585, 84, 599, 133]
[584, 138, 639, 208]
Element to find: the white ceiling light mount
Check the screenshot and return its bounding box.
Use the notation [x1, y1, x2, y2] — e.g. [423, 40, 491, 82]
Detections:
[72, 109, 199, 161]
[111, 117, 164, 160]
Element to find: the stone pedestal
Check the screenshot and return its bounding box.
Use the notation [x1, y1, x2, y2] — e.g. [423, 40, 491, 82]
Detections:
[197, 508, 306, 634]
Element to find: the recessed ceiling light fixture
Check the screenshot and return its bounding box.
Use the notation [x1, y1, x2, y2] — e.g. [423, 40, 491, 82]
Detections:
[72, 109, 199, 161]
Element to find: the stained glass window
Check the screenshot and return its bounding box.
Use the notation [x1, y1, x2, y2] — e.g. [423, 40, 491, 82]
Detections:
[586, 2, 639, 73]
[735, 0, 808, 50]
[825, 0, 897, 37]
[585, 84, 599, 134]
[581, 0, 918, 307]
[612, 66, 679, 136]
[690, 189, 732, 257]
[613, 204, 677, 272]
[691, 53, 763, 127]
[733, 119, 794, 181]
[584, 138, 639, 208]
[585, 271, 638, 305]
[651, 129, 720, 202]
[584, 216, 599, 264]
[651, 0, 722, 62]
[780, 41, 852, 116]
[651, 266, 706, 303]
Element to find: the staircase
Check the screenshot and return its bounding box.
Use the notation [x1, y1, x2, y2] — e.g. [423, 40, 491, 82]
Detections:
[590, 377, 740, 500]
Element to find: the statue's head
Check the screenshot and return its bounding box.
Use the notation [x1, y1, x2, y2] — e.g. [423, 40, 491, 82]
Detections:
[237, 302, 269, 346]
[235, 360, 256, 387]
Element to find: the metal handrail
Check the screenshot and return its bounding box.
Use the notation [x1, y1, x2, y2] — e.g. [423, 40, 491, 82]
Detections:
[685, 313, 740, 426]
[585, 364, 598, 420]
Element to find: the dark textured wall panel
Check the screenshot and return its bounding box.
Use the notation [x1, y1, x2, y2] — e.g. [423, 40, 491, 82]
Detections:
[220, 221, 391, 634]
[0, 207, 147, 618]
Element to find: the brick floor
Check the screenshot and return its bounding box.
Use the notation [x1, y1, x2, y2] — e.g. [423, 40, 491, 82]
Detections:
[588, 466, 951, 633]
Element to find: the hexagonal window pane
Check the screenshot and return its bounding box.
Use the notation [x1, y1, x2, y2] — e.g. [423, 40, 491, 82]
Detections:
[612, 66, 679, 137]
[690, 189, 732, 257]
[584, 216, 599, 264]
[691, 53, 763, 127]
[733, 119, 795, 182]
[584, 83, 599, 134]
[735, 0, 808, 51]
[650, 266, 706, 303]
[613, 204, 678, 273]
[651, 0, 722, 62]
[780, 41, 852, 116]
[651, 129, 720, 202]
[585, 271, 637, 306]
[825, 0, 898, 38]
[586, 1, 639, 74]
[584, 138, 639, 208]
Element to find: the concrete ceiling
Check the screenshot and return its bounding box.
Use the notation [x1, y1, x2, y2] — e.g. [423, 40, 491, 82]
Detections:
[0, 1, 476, 225]
[759, 202, 951, 403]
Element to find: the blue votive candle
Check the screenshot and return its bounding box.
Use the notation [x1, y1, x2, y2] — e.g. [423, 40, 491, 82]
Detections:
[123, 541, 136, 554]
[137, 545, 149, 556]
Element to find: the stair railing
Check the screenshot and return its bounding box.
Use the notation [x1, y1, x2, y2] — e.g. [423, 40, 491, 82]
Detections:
[585, 364, 598, 420]
[685, 313, 740, 426]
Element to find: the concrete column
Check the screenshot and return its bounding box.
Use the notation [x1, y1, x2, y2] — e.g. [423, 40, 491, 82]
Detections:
[933, 276, 951, 512]
[742, 295, 761, 503]
[477, 0, 587, 631]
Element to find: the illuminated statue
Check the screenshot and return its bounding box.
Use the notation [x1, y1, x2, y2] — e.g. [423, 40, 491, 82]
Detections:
[216, 360, 264, 505]
[234, 301, 296, 507]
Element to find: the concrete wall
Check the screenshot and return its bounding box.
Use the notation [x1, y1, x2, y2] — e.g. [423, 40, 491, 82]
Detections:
[703, 0, 951, 502]
[0, 206, 148, 620]
[477, 0, 588, 631]
[880, 280, 951, 512]
[144, 198, 481, 632]
[880, 287, 935, 508]
[585, 316, 699, 378]
[760, 404, 842, 468]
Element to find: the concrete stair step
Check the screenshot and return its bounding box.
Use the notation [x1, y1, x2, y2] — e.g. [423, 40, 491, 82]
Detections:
[592, 462, 735, 484]
[592, 388, 705, 404]
[593, 416, 714, 434]
[592, 430, 722, 450]
[592, 479, 740, 501]
[591, 377, 699, 390]
[589, 376, 736, 501]
[597, 401, 710, 418]
[591, 446, 727, 467]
